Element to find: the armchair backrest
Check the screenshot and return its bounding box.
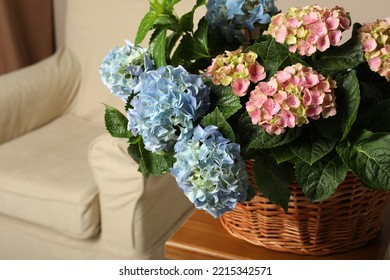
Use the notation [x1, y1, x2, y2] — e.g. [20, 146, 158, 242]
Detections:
[53, 0, 149, 123]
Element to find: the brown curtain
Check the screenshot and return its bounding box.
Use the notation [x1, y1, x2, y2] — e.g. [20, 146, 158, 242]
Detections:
[0, 0, 54, 75]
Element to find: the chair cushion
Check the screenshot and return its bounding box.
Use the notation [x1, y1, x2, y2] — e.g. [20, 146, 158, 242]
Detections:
[0, 115, 106, 239]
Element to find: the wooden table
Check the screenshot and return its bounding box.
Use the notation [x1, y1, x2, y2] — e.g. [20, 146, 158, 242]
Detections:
[165, 203, 390, 260]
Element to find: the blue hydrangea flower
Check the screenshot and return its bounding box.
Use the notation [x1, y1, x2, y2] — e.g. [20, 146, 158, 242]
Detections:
[99, 40, 154, 102]
[171, 125, 249, 218]
[226, 0, 245, 20]
[206, 0, 278, 42]
[127, 65, 210, 153]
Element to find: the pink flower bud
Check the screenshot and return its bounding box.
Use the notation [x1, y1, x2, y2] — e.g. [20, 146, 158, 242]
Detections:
[287, 18, 300, 29]
[249, 63, 266, 83]
[325, 16, 340, 30]
[275, 25, 288, 43]
[271, 14, 285, 26]
[304, 73, 320, 87]
[306, 106, 323, 119]
[249, 109, 260, 124]
[279, 110, 296, 128]
[368, 57, 382, 71]
[276, 70, 291, 83]
[258, 81, 277, 96]
[274, 91, 287, 104]
[307, 33, 319, 45]
[361, 36, 378, 52]
[231, 78, 250, 97]
[339, 16, 351, 30]
[329, 30, 342, 46]
[309, 21, 328, 37]
[263, 98, 281, 115]
[317, 35, 330, 52]
[286, 95, 301, 108]
[303, 11, 319, 25]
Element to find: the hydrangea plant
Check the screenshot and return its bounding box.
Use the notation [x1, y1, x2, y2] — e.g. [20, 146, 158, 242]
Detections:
[171, 125, 249, 217]
[127, 65, 210, 152]
[101, 0, 390, 218]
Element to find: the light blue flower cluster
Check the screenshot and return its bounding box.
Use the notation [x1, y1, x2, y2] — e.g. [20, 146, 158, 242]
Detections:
[171, 125, 249, 218]
[99, 40, 154, 102]
[206, 0, 278, 42]
[127, 66, 210, 153]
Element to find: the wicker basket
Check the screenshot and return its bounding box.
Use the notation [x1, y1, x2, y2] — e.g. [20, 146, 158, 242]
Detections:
[220, 160, 390, 255]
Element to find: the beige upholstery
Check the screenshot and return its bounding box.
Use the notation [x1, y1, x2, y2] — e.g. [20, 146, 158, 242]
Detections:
[0, 0, 193, 259]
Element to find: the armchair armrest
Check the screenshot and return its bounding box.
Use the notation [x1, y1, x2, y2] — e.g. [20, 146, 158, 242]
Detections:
[88, 134, 193, 259]
[0, 47, 80, 144]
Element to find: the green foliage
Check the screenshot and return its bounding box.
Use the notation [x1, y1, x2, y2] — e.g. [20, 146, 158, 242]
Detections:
[295, 154, 348, 201]
[201, 108, 236, 142]
[247, 37, 307, 77]
[128, 141, 175, 176]
[337, 130, 390, 190]
[104, 104, 133, 139]
[207, 83, 242, 119]
[135, 0, 209, 68]
[254, 153, 291, 211]
[313, 32, 364, 76]
[248, 126, 302, 149]
[290, 125, 337, 165]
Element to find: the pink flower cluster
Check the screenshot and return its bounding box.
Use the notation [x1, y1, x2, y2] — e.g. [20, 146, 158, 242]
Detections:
[358, 18, 390, 81]
[206, 49, 266, 96]
[264, 5, 351, 56]
[246, 63, 337, 135]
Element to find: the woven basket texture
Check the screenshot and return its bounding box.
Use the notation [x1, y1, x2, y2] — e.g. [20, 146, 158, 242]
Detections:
[220, 160, 390, 255]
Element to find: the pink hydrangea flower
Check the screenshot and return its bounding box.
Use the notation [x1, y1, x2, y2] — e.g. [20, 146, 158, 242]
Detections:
[358, 18, 390, 81]
[265, 5, 351, 56]
[232, 78, 251, 97]
[246, 63, 337, 135]
[207, 49, 266, 96]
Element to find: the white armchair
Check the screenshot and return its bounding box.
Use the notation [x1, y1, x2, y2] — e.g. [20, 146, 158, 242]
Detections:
[0, 0, 193, 259]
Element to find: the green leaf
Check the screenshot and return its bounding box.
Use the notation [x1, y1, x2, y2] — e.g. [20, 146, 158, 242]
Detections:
[336, 71, 361, 140]
[179, 0, 206, 32]
[169, 0, 181, 5]
[357, 99, 390, 133]
[179, 11, 194, 32]
[314, 34, 364, 76]
[237, 112, 257, 147]
[104, 104, 133, 139]
[315, 71, 360, 141]
[208, 83, 242, 119]
[128, 140, 175, 176]
[291, 125, 337, 165]
[142, 150, 175, 176]
[295, 155, 348, 202]
[201, 107, 236, 142]
[128, 143, 143, 167]
[246, 36, 306, 77]
[135, 10, 157, 45]
[254, 154, 291, 212]
[166, 33, 182, 61]
[149, 27, 167, 67]
[336, 130, 390, 190]
[175, 18, 210, 61]
[248, 127, 302, 149]
[154, 14, 180, 32]
[149, 0, 165, 13]
[271, 145, 296, 164]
